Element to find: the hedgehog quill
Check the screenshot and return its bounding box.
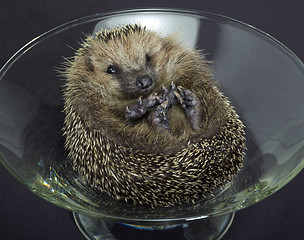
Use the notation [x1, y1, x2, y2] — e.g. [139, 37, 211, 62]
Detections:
[62, 24, 246, 207]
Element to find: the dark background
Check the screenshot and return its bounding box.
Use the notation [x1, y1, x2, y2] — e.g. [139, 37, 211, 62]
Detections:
[0, 0, 303, 239]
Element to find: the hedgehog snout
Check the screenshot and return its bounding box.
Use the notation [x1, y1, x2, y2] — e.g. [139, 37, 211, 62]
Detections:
[136, 74, 153, 89]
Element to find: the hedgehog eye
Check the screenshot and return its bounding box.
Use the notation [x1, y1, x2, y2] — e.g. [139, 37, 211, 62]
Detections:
[145, 54, 151, 63]
[106, 65, 117, 74]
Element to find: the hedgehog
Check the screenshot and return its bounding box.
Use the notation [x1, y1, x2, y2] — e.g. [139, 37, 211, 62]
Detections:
[62, 24, 246, 207]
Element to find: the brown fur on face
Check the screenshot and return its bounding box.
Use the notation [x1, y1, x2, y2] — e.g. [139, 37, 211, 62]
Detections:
[63, 25, 230, 153]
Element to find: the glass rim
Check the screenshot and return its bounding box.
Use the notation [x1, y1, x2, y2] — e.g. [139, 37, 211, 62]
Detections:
[1, 8, 304, 78]
[0, 8, 304, 223]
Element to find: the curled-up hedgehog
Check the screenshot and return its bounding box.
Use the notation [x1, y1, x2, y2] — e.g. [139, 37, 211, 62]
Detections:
[62, 24, 246, 207]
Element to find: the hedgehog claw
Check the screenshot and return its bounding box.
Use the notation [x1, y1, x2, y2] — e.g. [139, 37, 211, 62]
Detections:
[138, 96, 143, 105]
[170, 81, 176, 91]
[162, 85, 170, 97]
[173, 91, 184, 104]
[160, 99, 169, 109]
[176, 85, 200, 130]
[160, 83, 178, 107]
[177, 85, 184, 92]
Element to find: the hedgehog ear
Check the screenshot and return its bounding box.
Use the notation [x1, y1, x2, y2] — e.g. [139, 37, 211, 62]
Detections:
[78, 46, 95, 72]
[85, 56, 94, 72]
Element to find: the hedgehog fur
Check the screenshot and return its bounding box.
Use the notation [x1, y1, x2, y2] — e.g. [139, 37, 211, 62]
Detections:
[62, 24, 246, 207]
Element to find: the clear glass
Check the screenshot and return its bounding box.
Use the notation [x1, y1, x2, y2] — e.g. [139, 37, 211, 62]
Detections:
[0, 8, 303, 240]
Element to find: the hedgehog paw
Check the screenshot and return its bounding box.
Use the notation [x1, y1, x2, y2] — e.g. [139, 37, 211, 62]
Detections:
[175, 86, 200, 130]
[126, 94, 159, 123]
[148, 100, 171, 131]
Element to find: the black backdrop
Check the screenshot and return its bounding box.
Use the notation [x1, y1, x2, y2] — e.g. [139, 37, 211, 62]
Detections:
[0, 1, 303, 239]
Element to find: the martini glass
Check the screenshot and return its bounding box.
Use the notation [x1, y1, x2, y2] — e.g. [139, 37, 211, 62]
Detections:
[0, 9, 303, 240]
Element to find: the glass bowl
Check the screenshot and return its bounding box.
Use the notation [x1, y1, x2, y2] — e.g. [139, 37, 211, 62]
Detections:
[0, 8, 303, 240]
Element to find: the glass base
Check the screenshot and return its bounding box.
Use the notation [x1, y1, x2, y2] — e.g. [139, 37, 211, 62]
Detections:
[73, 212, 234, 240]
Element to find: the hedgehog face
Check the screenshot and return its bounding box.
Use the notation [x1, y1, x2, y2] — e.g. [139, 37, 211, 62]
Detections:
[84, 29, 167, 99]
[102, 52, 157, 98]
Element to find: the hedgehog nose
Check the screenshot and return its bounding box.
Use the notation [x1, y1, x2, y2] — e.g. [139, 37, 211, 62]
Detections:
[136, 74, 153, 89]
